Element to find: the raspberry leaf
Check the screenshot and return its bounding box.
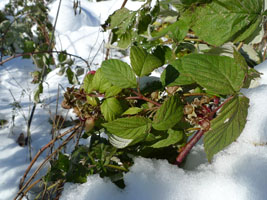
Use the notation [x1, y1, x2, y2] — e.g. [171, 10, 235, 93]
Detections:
[152, 95, 183, 131]
[204, 95, 249, 161]
[101, 59, 137, 89]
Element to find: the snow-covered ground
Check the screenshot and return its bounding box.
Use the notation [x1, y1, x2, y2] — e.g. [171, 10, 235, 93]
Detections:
[1, 1, 267, 200]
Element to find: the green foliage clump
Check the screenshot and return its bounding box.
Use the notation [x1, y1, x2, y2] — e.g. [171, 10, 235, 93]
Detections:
[9, 0, 267, 199]
[52, 0, 266, 190]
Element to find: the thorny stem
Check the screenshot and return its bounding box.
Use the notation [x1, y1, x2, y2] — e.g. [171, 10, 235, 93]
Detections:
[15, 124, 81, 200]
[176, 129, 205, 166]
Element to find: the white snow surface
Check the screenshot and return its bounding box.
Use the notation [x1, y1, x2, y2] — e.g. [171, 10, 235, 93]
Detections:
[0, 1, 267, 200]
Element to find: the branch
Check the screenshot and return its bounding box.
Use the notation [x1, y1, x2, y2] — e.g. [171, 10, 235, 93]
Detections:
[15, 124, 81, 200]
[0, 50, 90, 68]
[18, 124, 81, 190]
[176, 129, 205, 166]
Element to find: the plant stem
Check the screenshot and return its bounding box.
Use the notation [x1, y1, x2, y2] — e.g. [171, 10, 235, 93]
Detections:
[208, 95, 234, 119]
[183, 93, 209, 97]
[15, 125, 81, 200]
[127, 89, 161, 107]
[176, 129, 205, 166]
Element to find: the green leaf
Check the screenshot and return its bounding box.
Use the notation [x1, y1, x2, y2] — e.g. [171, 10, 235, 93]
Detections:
[204, 95, 249, 162]
[180, 54, 246, 95]
[152, 14, 190, 42]
[117, 31, 132, 49]
[83, 73, 95, 93]
[100, 98, 124, 121]
[66, 67, 79, 85]
[170, 60, 195, 86]
[234, 17, 262, 43]
[91, 68, 112, 93]
[130, 46, 162, 77]
[181, 0, 211, 5]
[122, 107, 143, 116]
[137, 13, 152, 34]
[101, 59, 137, 88]
[23, 40, 35, 53]
[233, 49, 248, 74]
[105, 85, 122, 98]
[58, 51, 67, 62]
[242, 68, 261, 89]
[152, 95, 183, 131]
[192, 0, 264, 46]
[151, 129, 184, 148]
[153, 46, 174, 65]
[86, 96, 99, 106]
[102, 116, 151, 147]
[160, 65, 180, 86]
[103, 8, 136, 35]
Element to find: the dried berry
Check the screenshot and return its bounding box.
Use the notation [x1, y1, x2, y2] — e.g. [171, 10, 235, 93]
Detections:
[200, 96, 210, 105]
[166, 86, 179, 94]
[199, 119, 210, 131]
[61, 99, 71, 109]
[85, 117, 95, 132]
[184, 104, 194, 115]
[151, 91, 159, 100]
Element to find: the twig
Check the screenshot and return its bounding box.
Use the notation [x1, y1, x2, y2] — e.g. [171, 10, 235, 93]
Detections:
[0, 50, 90, 68]
[18, 124, 81, 190]
[26, 104, 36, 160]
[15, 124, 82, 200]
[127, 89, 161, 107]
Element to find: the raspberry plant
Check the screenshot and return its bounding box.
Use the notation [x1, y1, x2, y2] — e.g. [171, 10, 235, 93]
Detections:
[48, 0, 265, 190]
[13, 0, 267, 199]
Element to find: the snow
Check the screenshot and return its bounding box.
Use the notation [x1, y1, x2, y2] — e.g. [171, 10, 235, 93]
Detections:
[1, 0, 267, 200]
